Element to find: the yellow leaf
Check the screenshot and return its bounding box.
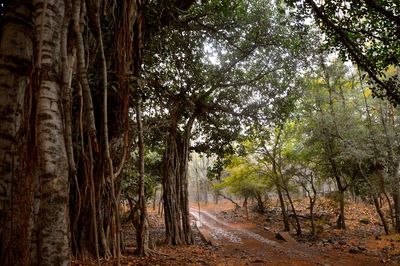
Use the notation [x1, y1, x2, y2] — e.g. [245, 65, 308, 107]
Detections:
[386, 65, 397, 76]
[363, 88, 372, 97]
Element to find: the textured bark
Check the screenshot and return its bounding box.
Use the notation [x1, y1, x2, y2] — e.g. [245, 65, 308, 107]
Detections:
[72, 0, 98, 151]
[61, 0, 76, 179]
[0, 1, 34, 265]
[33, 0, 70, 264]
[163, 111, 195, 245]
[163, 113, 183, 245]
[135, 99, 148, 256]
[99, 14, 121, 266]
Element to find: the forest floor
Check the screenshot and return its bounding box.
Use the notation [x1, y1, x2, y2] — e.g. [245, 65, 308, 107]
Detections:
[73, 198, 400, 265]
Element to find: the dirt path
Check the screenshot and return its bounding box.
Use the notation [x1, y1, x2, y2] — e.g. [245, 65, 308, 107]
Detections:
[190, 207, 391, 265]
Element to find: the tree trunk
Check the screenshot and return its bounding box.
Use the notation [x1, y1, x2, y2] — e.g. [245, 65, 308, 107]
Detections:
[284, 187, 302, 236]
[243, 196, 249, 220]
[255, 192, 265, 213]
[0, 2, 34, 265]
[329, 155, 346, 229]
[163, 111, 195, 245]
[33, 0, 70, 264]
[162, 115, 183, 245]
[372, 195, 389, 234]
[310, 200, 315, 236]
[135, 98, 149, 256]
[335, 188, 346, 229]
[393, 191, 400, 232]
[276, 185, 290, 231]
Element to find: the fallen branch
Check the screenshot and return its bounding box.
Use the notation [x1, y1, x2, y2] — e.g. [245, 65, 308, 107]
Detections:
[218, 193, 241, 209]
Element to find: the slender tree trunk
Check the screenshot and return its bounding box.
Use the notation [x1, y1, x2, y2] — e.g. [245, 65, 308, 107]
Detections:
[179, 115, 195, 245]
[310, 200, 315, 236]
[255, 192, 264, 213]
[72, 0, 98, 150]
[329, 155, 346, 229]
[379, 103, 400, 232]
[276, 185, 290, 231]
[373, 195, 389, 234]
[135, 98, 149, 256]
[336, 187, 346, 229]
[393, 191, 400, 232]
[310, 181, 317, 236]
[284, 187, 302, 236]
[243, 196, 249, 220]
[358, 162, 390, 235]
[153, 188, 158, 211]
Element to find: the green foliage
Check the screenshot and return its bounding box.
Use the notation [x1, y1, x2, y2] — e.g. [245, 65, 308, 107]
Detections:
[215, 155, 268, 198]
[288, 0, 400, 104]
[121, 150, 163, 201]
[142, 0, 317, 160]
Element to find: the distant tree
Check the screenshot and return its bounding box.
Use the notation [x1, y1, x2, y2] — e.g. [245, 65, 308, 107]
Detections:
[141, 0, 313, 245]
[297, 57, 400, 233]
[215, 155, 268, 216]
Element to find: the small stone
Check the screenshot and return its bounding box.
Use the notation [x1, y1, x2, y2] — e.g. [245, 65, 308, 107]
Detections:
[339, 240, 346, 245]
[358, 246, 367, 251]
[359, 218, 370, 224]
[349, 247, 362, 254]
[322, 224, 331, 230]
[322, 239, 333, 244]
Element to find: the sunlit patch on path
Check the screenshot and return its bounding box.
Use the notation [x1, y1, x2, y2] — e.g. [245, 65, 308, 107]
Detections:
[190, 207, 277, 246]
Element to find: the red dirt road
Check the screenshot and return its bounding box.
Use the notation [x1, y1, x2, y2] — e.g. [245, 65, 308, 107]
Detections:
[190, 205, 392, 265]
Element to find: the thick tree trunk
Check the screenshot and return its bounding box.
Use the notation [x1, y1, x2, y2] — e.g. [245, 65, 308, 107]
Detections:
[0, 2, 34, 265]
[163, 112, 195, 245]
[33, 0, 70, 264]
[163, 117, 183, 245]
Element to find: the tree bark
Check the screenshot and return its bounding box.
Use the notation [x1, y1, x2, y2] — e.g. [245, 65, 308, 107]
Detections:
[135, 98, 149, 256]
[33, 0, 70, 264]
[284, 187, 302, 236]
[276, 185, 290, 231]
[373, 195, 389, 234]
[0, 1, 34, 265]
[163, 111, 195, 245]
